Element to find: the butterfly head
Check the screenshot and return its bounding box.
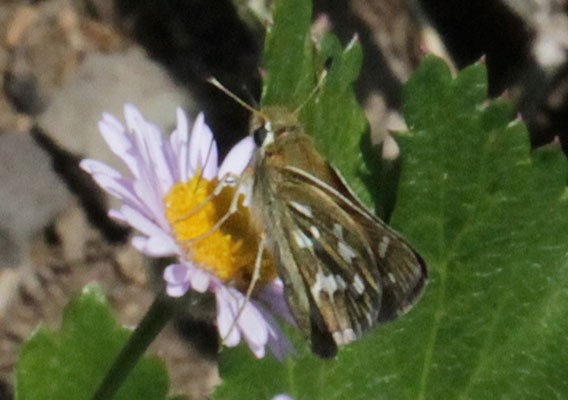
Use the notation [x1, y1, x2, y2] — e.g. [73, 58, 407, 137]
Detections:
[251, 105, 300, 151]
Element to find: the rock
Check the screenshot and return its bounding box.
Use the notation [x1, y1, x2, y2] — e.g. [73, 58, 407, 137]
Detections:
[0, 130, 70, 268]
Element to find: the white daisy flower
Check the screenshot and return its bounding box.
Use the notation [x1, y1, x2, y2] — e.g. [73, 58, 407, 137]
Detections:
[80, 104, 292, 359]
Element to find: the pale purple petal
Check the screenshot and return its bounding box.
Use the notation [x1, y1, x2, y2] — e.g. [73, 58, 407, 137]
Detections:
[238, 301, 269, 351]
[167, 283, 190, 297]
[99, 112, 139, 176]
[98, 117, 139, 177]
[216, 282, 294, 359]
[88, 173, 137, 203]
[80, 158, 122, 179]
[120, 205, 169, 239]
[81, 162, 147, 211]
[169, 108, 188, 154]
[163, 263, 191, 297]
[101, 111, 125, 133]
[125, 113, 170, 208]
[139, 120, 176, 195]
[201, 142, 219, 181]
[162, 136, 180, 184]
[170, 107, 191, 182]
[107, 209, 127, 223]
[130, 179, 166, 226]
[257, 279, 296, 326]
[218, 136, 255, 179]
[130, 236, 150, 253]
[216, 286, 242, 347]
[189, 113, 218, 180]
[256, 304, 294, 360]
[164, 263, 189, 284]
[124, 103, 152, 164]
[189, 267, 211, 293]
[164, 260, 211, 294]
[118, 105, 170, 216]
[247, 340, 266, 358]
[266, 330, 289, 361]
[145, 234, 178, 255]
[131, 234, 178, 257]
[124, 104, 175, 197]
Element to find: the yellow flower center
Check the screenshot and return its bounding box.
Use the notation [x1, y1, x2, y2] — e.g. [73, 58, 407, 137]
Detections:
[164, 173, 276, 292]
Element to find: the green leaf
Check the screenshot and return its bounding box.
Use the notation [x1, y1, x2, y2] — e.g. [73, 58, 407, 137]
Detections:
[391, 55, 568, 399]
[260, 0, 313, 109]
[214, 45, 568, 400]
[15, 284, 169, 400]
[259, 0, 372, 208]
[301, 34, 371, 207]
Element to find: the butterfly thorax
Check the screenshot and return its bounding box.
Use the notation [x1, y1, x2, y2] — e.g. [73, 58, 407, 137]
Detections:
[251, 107, 334, 184]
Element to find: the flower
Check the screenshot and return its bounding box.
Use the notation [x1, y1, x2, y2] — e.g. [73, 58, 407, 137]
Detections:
[272, 395, 294, 400]
[80, 103, 292, 359]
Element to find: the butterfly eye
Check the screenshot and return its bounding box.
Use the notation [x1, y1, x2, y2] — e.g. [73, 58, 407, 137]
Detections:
[253, 126, 269, 147]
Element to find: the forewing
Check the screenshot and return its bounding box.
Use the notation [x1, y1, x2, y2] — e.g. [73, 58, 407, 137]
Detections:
[276, 174, 383, 348]
[284, 165, 427, 322]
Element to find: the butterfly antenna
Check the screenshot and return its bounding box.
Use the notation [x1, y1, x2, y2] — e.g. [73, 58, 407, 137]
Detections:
[292, 58, 331, 116]
[241, 83, 259, 109]
[207, 77, 266, 119]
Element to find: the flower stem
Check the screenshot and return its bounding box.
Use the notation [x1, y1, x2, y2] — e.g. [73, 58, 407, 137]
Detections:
[91, 290, 182, 400]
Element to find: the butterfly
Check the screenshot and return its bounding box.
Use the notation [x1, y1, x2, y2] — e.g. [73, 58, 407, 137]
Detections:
[209, 78, 427, 358]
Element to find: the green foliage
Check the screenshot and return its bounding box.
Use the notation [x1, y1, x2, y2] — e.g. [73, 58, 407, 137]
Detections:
[392, 55, 568, 399]
[260, 0, 371, 208]
[214, 1, 568, 399]
[15, 284, 169, 400]
[260, 0, 314, 109]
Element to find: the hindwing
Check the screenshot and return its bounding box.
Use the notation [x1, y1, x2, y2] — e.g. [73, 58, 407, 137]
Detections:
[283, 164, 427, 322]
[262, 172, 381, 357]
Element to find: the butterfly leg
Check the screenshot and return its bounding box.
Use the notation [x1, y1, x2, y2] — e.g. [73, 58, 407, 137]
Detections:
[173, 171, 240, 224]
[180, 171, 250, 244]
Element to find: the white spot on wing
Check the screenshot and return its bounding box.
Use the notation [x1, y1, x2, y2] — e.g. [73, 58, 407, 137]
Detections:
[378, 236, 390, 258]
[366, 312, 373, 327]
[388, 272, 396, 283]
[332, 332, 343, 344]
[292, 230, 312, 249]
[313, 271, 339, 298]
[352, 273, 365, 295]
[338, 241, 356, 262]
[332, 329, 357, 345]
[309, 225, 321, 239]
[336, 275, 347, 290]
[333, 223, 343, 240]
[288, 201, 313, 217]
